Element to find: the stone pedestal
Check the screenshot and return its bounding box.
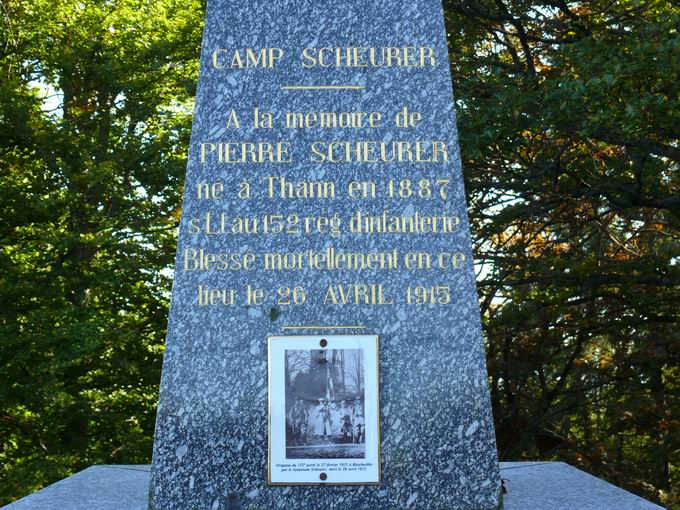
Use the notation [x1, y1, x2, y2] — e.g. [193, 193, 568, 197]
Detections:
[2, 462, 663, 510]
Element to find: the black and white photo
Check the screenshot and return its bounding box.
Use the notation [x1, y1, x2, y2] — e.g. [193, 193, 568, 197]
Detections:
[285, 348, 366, 459]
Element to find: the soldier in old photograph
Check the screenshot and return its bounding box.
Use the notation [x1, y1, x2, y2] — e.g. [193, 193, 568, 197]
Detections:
[330, 400, 342, 439]
[321, 399, 333, 442]
[353, 397, 365, 444]
[287, 397, 309, 446]
[339, 399, 354, 440]
[312, 398, 325, 439]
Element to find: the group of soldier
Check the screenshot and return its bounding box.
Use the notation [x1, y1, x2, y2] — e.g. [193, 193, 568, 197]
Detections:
[288, 396, 364, 446]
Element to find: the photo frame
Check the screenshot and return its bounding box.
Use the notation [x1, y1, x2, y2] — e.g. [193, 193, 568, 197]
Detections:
[268, 334, 381, 485]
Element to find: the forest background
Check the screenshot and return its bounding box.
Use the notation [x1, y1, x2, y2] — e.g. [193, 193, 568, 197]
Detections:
[0, 0, 677, 507]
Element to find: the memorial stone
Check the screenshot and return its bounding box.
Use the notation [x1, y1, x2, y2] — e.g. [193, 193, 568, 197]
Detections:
[150, 0, 502, 508]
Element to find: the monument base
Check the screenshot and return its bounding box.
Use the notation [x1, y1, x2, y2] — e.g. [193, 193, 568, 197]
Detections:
[0, 462, 662, 510]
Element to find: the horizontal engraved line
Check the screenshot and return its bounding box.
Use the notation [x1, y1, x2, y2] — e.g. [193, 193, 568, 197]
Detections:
[280, 85, 366, 91]
[281, 325, 368, 330]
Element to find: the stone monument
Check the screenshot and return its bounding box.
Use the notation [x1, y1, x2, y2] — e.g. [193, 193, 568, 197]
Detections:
[149, 0, 502, 508]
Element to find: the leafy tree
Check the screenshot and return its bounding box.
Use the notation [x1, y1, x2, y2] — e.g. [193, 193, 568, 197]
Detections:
[444, 1, 679, 506]
[0, 0, 202, 503]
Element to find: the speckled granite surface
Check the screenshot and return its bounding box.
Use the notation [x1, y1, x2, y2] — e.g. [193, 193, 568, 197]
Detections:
[3, 463, 665, 510]
[149, 0, 501, 508]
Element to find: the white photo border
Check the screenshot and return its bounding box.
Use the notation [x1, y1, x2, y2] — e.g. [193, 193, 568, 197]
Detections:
[267, 334, 381, 485]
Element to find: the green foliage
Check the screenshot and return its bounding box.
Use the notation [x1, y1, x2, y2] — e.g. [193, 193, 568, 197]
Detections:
[0, 0, 677, 508]
[444, 0, 679, 506]
[0, 0, 203, 504]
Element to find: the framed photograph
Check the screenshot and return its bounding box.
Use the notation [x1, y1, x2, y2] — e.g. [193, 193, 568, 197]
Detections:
[268, 334, 381, 485]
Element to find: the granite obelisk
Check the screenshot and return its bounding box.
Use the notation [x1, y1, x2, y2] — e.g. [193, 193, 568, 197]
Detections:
[150, 1, 501, 508]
